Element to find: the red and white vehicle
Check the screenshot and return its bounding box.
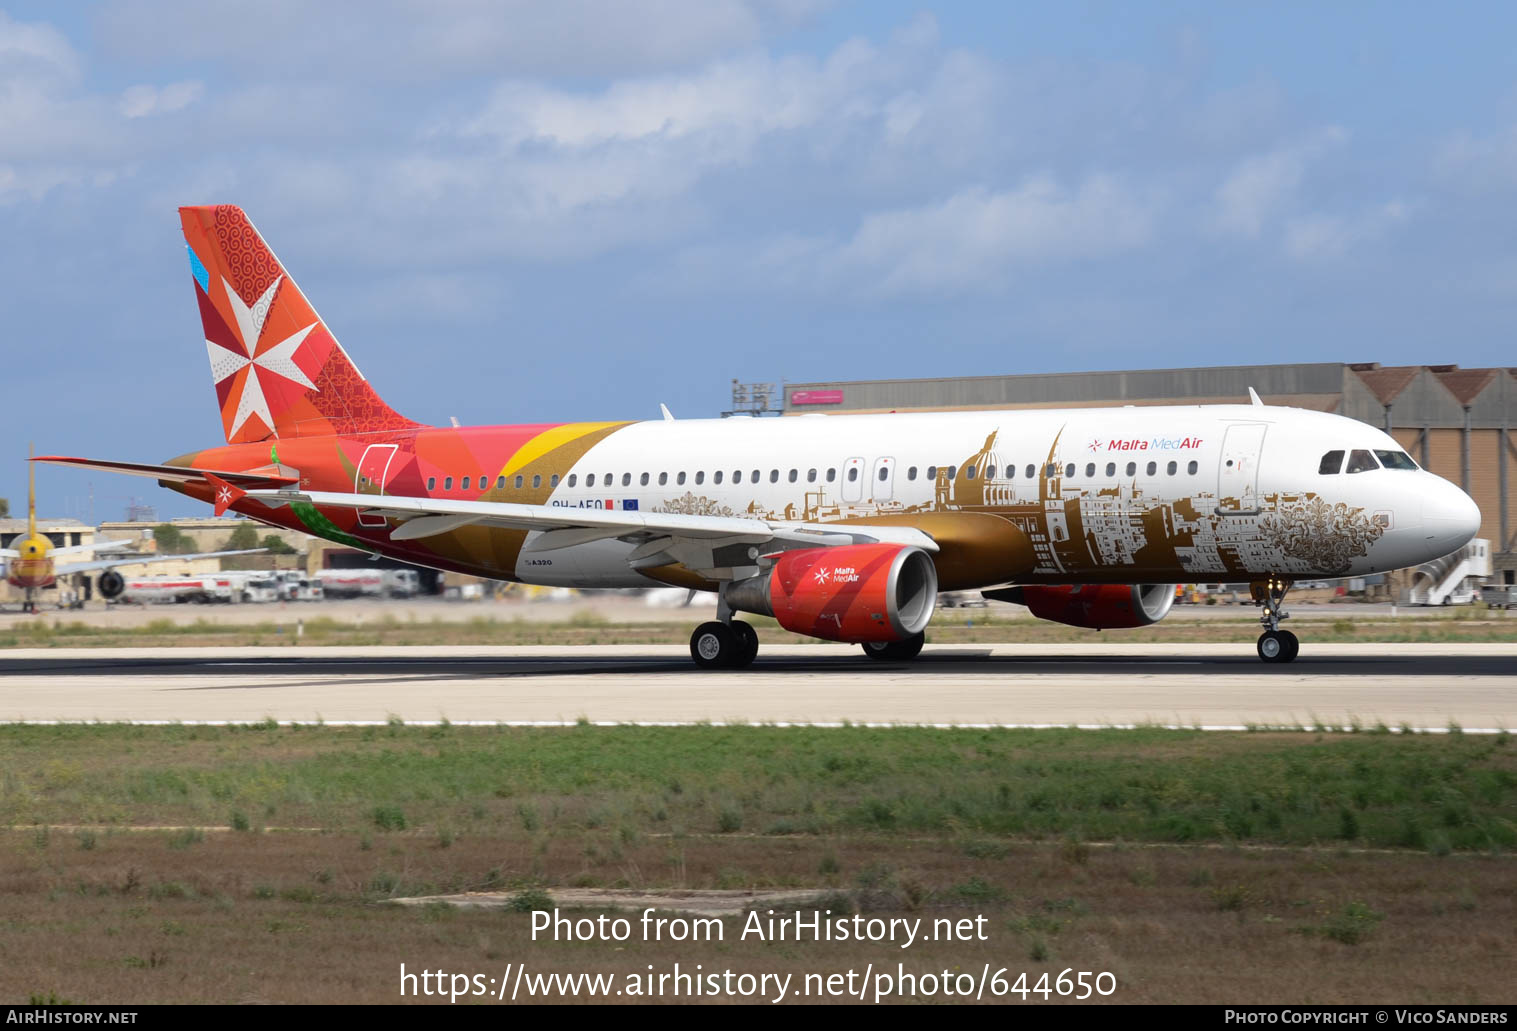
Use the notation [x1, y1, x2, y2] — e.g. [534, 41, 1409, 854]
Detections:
[315, 568, 420, 598]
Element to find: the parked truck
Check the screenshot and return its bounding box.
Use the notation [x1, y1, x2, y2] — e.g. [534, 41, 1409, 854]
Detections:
[315, 568, 420, 599]
[1480, 583, 1517, 610]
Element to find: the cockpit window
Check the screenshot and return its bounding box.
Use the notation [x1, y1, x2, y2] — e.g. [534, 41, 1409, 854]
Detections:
[1318, 450, 1344, 475]
[1345, 449, 1380, 474]
[1374, 449, 1418, 470]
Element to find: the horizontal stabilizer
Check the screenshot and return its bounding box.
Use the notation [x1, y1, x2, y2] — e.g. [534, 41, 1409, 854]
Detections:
[33, 455, 298, 489]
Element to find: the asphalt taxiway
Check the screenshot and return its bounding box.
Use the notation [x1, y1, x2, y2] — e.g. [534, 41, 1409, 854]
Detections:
[1, 643, 1512, 730]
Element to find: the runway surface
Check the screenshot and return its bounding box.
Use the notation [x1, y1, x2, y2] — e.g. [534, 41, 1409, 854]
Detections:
[2, 643, 1513, 730]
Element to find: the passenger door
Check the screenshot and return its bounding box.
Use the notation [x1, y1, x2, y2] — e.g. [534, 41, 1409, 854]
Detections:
[1217, 424, 1267, 515]
[355, 444, 398, 527]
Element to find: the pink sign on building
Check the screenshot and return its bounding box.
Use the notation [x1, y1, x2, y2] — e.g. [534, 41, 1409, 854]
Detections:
[790, 390, 844, 406]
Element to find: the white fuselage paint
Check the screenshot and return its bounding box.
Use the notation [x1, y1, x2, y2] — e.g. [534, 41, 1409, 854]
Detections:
[511, 405, 1479, 589]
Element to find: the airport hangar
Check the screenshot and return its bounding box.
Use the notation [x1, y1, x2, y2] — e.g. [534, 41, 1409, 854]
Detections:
[778, 361, 1517, 586]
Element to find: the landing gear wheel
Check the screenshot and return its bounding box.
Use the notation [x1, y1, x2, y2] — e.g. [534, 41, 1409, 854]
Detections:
[862, 632, 925, 662]
[1257, 630, 1293, 663]
[1279, 630, 1299, 662]
[730, 620, 759, 668]
[690, 621, 738, 669]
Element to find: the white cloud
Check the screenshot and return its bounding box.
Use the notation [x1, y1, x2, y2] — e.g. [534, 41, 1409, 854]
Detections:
[831, 177, 1157, 294]
[1283, 201, 1409, 262]
[1213, 127, 1345, 237]
[95, 0, 832, 80]
[119, 81, 202, 119]
[1436, 126, 1517, 191]
[0, 11, 79, 82]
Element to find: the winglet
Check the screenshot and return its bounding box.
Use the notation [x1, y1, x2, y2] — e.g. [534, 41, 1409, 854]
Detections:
[204, 472, 246, 517]
[1247, 387, 1263, 407]
[660, 404, 675, 422]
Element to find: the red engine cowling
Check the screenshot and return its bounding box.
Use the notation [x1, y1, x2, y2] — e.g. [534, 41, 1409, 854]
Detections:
[725, 543, 938, 643]
[995, 583, 1176, 629]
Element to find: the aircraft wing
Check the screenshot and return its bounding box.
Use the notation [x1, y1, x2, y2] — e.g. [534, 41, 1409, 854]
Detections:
[48, 539, 133, 558]
[240, 486, 936, 580]
[55, 548, 267, 576]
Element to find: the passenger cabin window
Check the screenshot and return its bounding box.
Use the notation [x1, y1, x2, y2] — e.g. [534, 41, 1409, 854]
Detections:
[770, 470, 780, 483]
[966, 465, 977, 479]
[1085, 463, 1095, 477]
[714, 471, 723, 484]
[622, 473, 631, 487]
[1375, 450, 1418, 470]
[462, 477, 470, 490]
[1105, 462, 1116, 476]
[427, 477, 436, 491]
[515, 475, 524, 488]
[1046, 463, 1058, 478]
[1065, 464, 1075, 478]
[826, 468, 836, 482]
[1345, 449, 1379, 474]
[877, 467, 887, 481]
[1318, 450, 1344, 475]
[986, 464, 996, 479]
[847, 467, 858, 482]
[789, 469, 799, 483]
[754, 469, 762, 483]
[1166, 461, 1177, 475]
[927, 466, 937, 479]
[807, 469, 817, 482]
[640, 472, 649, 486]
[1145, 461, 1156, 476]
[731, 471, 740, 484]
[1026, 464, 1036, 478]
[1126, 462, 1136, 476]
[1187, 460, 1198, 474]
[444, 476, 453, 490]
[497, 476, 506, 489]
[586, 474, 596, 487]
[907, 466, 917, 480]
[695, 471, 705, 485]
[532, 475, 542, 488]
[677, 472, 687, 485]
[568, 474, 577, 487]
[659, 472, 668, 485]
[550, 475, 559, 487]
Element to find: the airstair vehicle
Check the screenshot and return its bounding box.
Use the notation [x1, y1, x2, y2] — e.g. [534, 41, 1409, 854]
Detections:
[1400, 539, 1491, 606]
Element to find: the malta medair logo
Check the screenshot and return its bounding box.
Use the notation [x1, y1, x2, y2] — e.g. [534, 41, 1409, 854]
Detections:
[1100, 435, 1204, 452]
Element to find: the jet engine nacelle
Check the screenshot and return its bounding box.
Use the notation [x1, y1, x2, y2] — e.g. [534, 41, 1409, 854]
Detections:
[725, 543, 938, 643]
[989, 583, 1176, 629]
[97, 570, 125, 599]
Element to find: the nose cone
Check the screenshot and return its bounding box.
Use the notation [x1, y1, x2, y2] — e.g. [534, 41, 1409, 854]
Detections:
[1421, 476, 1481, 558]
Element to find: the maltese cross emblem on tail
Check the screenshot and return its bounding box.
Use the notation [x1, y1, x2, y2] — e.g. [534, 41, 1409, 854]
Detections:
[204, 473, 246, 517]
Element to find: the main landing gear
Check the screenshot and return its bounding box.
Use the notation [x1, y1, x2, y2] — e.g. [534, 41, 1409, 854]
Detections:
[1253, 576, 1299, 664]
[689, 619, 759, 669]
[861, 633, 925, 662]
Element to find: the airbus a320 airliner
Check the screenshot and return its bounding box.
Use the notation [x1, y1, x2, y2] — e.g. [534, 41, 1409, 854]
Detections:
[37, 206, 1480, 666]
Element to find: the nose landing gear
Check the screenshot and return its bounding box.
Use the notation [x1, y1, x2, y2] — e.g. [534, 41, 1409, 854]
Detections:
[1252, 577, 1299, 663]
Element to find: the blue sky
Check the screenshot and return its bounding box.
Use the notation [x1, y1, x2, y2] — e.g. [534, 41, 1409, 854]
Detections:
[4, 1, 1517, 520]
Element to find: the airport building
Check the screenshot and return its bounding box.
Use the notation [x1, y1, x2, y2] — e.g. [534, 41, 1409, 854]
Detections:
[780, 362, 1517, 584]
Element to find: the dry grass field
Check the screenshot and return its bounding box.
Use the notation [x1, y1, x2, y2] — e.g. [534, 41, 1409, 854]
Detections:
[3, 724, 1514, 1004]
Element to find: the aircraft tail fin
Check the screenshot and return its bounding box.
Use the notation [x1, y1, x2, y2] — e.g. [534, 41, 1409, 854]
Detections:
[27, 441, 36, 539]
[179, 205, 424, 444]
